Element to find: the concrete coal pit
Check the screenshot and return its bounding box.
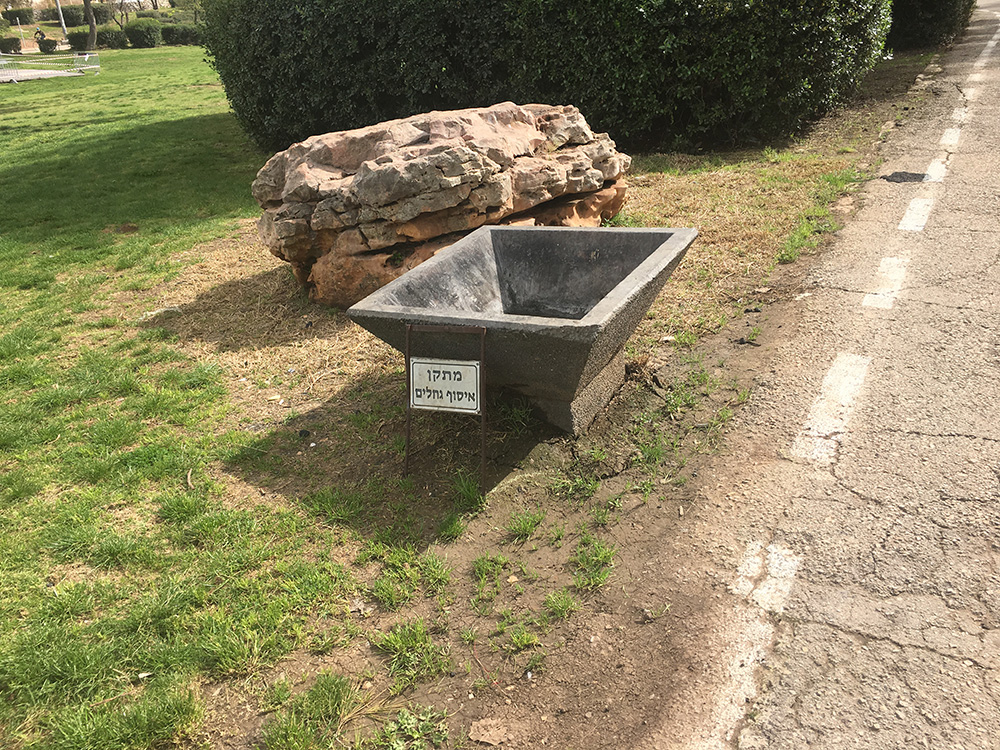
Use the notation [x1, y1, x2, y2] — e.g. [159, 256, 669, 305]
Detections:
[347, 225, 697, 434]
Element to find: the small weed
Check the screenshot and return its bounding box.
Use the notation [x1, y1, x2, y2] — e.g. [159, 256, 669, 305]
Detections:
[471, 554, 509, 611]
[360, 706, 449, 749]
[586, 446, 608, 463]
[637, 435, 666, 466]
[258, 712, 316, 750]
[493, 396, 534, 437]
[551, 473, 599, 503]
[603, 210, 649, 227]
[643, 603, 671, 621]
[437, 512, 465, 542]
[260, 671, 360, 747]
[372, 620, 451, 693]
[745, 326, 761, 343]
[571, 532, 616, 591]
[673, 330, 698, 348]
[634, 478, 656, 502]
[548, 524, 565, 548]
[524, 650, 546, 674]
[710, 406, 734, 429]
[505, 623, 540, 653]
[453, 470, 484, 514]
[460, 627, 478, 644]
[589, 505, 611, 528]
[262, 678, 294, 711]
[543, 589, 580, 621]
[506, 508, 546, 543]
[307, 627, 349, 655]
[417, 552, 451, 595]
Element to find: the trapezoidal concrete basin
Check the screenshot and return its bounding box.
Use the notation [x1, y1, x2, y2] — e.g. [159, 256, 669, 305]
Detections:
[347, 225, 697, 434]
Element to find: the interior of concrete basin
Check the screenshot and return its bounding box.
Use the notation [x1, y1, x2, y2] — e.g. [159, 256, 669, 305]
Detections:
[491, 227, 669, 319]
[379, 227, 673, 321]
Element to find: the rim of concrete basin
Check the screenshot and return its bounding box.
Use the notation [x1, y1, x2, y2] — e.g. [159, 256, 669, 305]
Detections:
[347, 225, 698, 332]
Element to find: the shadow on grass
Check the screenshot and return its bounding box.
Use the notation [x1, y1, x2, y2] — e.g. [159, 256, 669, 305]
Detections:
[139, 264, 345, 351]
[222, 366, 555, 551]
[0, 112, 262, 265]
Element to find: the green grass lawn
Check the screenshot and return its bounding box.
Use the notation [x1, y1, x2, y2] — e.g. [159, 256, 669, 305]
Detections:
[0, 47, 370, 749]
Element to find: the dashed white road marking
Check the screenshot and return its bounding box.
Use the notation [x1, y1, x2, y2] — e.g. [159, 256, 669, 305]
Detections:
[940, 127, 962, 148]
[951, 106, 970, 123]
[790, 352, 871, 465]
[924, 154, 949, 182]
[965, 88, 980, 102]
[899, 197, 935, 231]
[975, 21, 1000, 67]
[684, 541, 802, 750]
[863, 257, 909, 309]
[967, 72, 984, 83]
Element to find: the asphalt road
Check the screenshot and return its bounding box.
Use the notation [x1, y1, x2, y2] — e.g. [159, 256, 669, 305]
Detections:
[642, 4, 1000, 748]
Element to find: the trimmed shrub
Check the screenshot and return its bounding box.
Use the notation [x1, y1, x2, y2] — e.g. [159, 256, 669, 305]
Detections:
[91, 3, 113, 25]
[887, 0, 976, 49]
[59, 5, 87, 27]
[38, 37, 58, 53]
[0, 18, 9, 35]
[67, 29, 89, 51]
[1, 7, 34, 25]
[136, 10, 164, 19]
[161, 23, 202, 45]
[0, 36, 21, 54]
[203, 0, 891, 153]
[124, 18, 162, 47]
[68, 25, 128, 50]
[98, 26, 128, 49]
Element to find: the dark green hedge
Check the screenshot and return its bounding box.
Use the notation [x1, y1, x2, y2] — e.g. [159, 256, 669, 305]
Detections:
[1, 7, 33, 24]
[99, 26, 128, 48]
[161, 23, 203, 45]
[91, 3, 114, 25]
[0, 18, 10, 35]
[38, 3, 111, 25]
[38, 37, 58, 53]
[124, 18, 162, 48]
[0, 36, 21, 53]
[203, 0, 891, 152]
[887, 0, 976, 49]
[67, 25, 128, 50]
[58, 5, 86, 27]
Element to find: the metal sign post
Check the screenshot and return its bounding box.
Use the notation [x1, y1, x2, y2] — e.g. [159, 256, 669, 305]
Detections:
[404, 323, 487, 488]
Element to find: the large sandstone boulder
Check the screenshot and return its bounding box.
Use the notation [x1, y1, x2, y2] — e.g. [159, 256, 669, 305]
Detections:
[252, 102, 631, 307]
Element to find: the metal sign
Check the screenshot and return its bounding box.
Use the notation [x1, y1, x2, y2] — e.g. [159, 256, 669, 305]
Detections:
[404, 323, 487, 486]
[409, 358, 481, 414]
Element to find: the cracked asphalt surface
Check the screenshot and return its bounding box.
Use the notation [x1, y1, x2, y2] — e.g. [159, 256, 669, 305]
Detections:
[639, 5, 1000, 748]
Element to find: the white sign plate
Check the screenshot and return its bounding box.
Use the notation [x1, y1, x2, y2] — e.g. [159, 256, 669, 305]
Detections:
[409, 357, 481, 414]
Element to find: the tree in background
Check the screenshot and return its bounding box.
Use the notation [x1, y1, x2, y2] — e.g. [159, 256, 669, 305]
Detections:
[82, 0, 97, 50]
[171, 0, 202, 22]
[109, 0, 133, 28]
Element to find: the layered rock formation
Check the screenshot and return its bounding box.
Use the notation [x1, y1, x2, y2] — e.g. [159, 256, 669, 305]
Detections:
[252, 102, 631, 307]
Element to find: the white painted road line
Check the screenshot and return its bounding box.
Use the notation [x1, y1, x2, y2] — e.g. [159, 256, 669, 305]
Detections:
[924, 154, 949, 182]
[951, 106, 970, 123]
[790, 352, 871, 465]
[975, 23, 1000, 67]
[899, 198, 935, 231]
[940, 127, 962, 148]
[863, 257, 909, 309]
[694, 541, 802, 750]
